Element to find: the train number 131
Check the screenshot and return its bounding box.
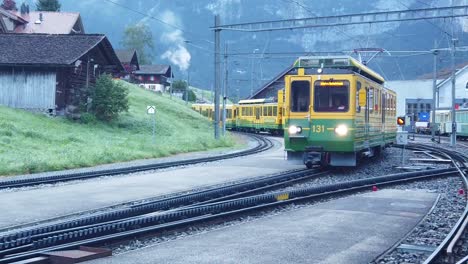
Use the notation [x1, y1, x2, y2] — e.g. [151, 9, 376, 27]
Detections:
[312, 125, 325, 133]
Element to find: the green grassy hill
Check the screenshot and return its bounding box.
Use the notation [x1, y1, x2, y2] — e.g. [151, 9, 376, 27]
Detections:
[0, 81, 234, 176]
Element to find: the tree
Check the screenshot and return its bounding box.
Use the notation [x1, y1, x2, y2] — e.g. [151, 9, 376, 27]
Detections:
[1, 0, 17, 10]
[88, 75, 129, 122]
[172, 80, 188, 91]
[36, 0, 61, 11]
[187, 89, 197, 102]
[19, 2, 29, 13]
[121, 23, 155, 65]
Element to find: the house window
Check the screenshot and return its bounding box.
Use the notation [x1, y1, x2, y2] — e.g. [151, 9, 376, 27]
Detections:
[150, 76, 155, 81]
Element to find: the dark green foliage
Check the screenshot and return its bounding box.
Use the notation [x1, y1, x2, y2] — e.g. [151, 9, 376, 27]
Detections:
[36, 0, 60, 11]
[79, 112, 97, 124]
[171, 80, 196, 101]
[19, 2, 29, 13]
[88, 74, 129, 122]
[121, 23, 155, 65]
[172, 80, 188, 91]
[187, 90, 197, 102]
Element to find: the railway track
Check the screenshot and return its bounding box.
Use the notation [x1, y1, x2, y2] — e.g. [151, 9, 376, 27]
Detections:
[0, 157, 460, 263]
[371, 143, 468, 264]
[0, 133, 273, 190]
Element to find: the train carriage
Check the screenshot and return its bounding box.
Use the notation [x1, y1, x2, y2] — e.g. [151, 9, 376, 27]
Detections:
[434, 109, 468, 139]
[284, 56, 397, 168]
[236, 98, 283, 134]
[191, 103, 237, 129]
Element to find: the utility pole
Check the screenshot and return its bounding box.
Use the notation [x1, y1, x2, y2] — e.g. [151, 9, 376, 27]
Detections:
[186, 70, 190, 105]
[250, 49, 258, 97]
[431, 43, 439, 142]
[450, 38, 458, 146]
[214, 15, 221, 139]
[222, 44, 228, 136]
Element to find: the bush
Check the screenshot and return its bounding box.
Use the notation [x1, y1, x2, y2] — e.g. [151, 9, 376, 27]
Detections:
[80, 112, 97, 124]
[89, 74, 129, 122]
[188, 89, 197, 102]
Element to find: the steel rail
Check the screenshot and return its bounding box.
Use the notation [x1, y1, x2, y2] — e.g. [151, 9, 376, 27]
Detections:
[0, 169, 325, 254]
[0, 134, 273, 190]
[0, 169, 325, 249]
[402, 143, 468, 264]
[0, 167, 458, 263]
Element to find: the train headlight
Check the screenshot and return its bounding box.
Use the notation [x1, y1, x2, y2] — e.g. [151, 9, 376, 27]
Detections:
[334, 125, 348, 136]
[289, 126, 302, 135]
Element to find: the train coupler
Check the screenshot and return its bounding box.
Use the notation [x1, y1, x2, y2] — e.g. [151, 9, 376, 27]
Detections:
[303, 146, 324, 169]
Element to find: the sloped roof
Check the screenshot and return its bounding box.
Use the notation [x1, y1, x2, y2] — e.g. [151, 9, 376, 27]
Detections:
[249, 65, 295, 99]
[14, 12, 84, 34]
[0, 14, 6, 32]
[0, 8, 27, 23]
[0, 33, 122, 69]
[115, 49, 137, 64]
[437, 64, 468, 88]
[135, 65, 172, 77]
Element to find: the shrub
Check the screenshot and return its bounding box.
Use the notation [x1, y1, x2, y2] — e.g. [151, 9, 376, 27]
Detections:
[80, 112, 97, 124]
[89, 74, 129, 122]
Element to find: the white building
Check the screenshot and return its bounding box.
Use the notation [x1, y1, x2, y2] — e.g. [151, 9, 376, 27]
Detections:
[437, 65, 468, 108]
[388, 65, 468, 119]
[387, 80, 436, 117]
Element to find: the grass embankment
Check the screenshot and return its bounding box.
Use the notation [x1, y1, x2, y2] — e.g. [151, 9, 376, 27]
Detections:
[0, 81, 235, 176]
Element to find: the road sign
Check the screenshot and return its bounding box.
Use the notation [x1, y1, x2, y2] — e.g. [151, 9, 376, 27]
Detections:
[396, 131, 408, 145]
[147, 106, 156, 115]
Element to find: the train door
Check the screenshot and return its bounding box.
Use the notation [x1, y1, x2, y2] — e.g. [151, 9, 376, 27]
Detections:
[255, 106, 261, 130]
[361, 87, 370, 147]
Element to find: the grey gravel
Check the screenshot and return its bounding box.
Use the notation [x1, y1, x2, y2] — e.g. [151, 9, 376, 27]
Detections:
[374, 137, 468, 264]
[103, 146, 457, 259]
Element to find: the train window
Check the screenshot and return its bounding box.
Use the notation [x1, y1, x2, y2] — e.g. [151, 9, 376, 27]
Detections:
[377, 89, 381, 114]
[356, 81, 362, 113]
[291, 81, 310, 112]
[234, 109, 237, 118]
[268, 106, 273, 116]
[273, 106, 277, 116]
[382, 93, 386, 123]
[314, 80, 350, 112]
[263, 107, 267, 116]
[368, 88, 374, 114]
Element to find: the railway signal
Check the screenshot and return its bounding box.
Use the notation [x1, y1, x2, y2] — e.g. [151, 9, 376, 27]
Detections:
[397, 117, 405, 126]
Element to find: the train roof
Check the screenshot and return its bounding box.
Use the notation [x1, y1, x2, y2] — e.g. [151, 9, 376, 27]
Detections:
[238, 98, 276, 105]
[293, 56, 385, 84]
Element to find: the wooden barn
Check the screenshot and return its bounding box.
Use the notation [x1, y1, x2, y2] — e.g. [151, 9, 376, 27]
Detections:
[0, 33, 123, 115]
[115, 49, 140, 80]
[134, 65, 172, 92]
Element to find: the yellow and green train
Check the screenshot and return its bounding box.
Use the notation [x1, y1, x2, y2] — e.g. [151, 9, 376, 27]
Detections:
[192, 56, 397, 168]
[284, 56, 397, 167]
[191, 92, 285, 135]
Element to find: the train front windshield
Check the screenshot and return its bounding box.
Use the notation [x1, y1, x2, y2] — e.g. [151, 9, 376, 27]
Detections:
[314, 81, 349, 112]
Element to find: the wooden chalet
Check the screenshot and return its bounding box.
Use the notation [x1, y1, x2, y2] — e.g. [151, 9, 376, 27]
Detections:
[0, 34, 123, 115]
[14, 11, 85, 34]
[134, 65, 172, 92]
[115, 49, 140, 79]
[0, 6, 85, 34]
[0, 7, 27, 32]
